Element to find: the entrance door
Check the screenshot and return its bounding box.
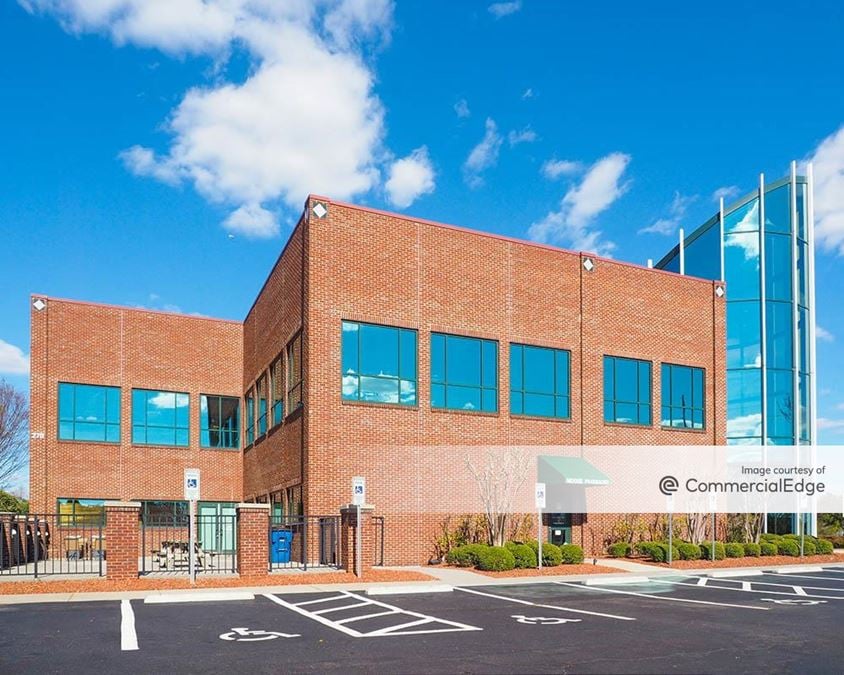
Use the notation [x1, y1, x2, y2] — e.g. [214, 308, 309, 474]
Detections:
[198, 502, 236, 553]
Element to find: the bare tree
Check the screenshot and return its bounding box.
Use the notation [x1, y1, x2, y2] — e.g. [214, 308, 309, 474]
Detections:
[466, 447, 530, 547]
[0, 381, 28, 489]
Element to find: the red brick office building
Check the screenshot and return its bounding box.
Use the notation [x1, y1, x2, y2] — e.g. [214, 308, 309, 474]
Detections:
[30, 196, 726, 565]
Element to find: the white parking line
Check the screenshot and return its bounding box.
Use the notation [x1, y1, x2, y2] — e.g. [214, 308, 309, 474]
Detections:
[264, 591, 482, 637]
[120, 599, 139, 651]
[762, 572, 844, 582]
[456, 586, 636, 621]
[553, 582, 769, 611]
[651, 577, 844, 600]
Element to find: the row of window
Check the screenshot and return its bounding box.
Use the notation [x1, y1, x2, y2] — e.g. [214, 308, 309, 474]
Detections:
[56, 498, 235, 527]
[340, 321, 706, 429]
[58, 384, 240, 449]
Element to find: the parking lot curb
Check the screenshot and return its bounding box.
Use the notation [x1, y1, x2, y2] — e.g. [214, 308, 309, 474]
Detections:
[708, 570, 763, 578]
[770, 566, 824, 574]
[365, 584, 454, 595]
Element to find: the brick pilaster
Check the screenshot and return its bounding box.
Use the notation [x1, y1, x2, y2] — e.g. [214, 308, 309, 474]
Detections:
[104, 501, 140, 581]
[340, 504, 375, 577]
[236, 503, 269, 578]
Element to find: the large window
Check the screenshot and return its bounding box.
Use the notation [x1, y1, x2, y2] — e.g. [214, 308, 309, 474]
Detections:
[660, 364, 705, 429]
[342, 321, 417, 405]
[58, 498, 105, 526]
[200, 395, 239, 449]
[256, 373, 268, 436]
[286, 333, 303, 410]
[510, 344, 570, 419]
[58, 383, 120, 443]
[270, 355, 284, 426]
[245, 388, 254, 446]
[132, 389, 189, 446]
[141, 500, 188, 527]
[603, 356, 652, 426]
[431, 333, 498, 412]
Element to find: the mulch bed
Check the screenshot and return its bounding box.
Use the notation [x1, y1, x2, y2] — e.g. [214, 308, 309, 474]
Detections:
[0, 569, 435, 596]
[634, 553, 844, 569]
[468, 563, 625, 577]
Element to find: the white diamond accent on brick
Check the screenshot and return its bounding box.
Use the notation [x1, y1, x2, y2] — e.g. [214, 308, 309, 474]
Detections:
[32, 298, 46, 311]
[312, 202, 328, 219]
[582, 258, 595, 272]
[715, 285, 725, 298]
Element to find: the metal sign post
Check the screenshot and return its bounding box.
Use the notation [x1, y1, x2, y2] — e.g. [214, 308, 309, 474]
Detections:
[184, 468, 201, 585]
[535, 483, 546, 570]
[667, 496, 674, 566]
[709, 494, 717, 562]
[352, 476, 365, 578]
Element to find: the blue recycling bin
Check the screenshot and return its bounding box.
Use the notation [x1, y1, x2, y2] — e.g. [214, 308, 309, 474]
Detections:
[270, 529, 293, 564]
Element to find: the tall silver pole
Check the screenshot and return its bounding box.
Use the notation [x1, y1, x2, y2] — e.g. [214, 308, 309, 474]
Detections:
[189, 499, 196, 585]
[679, 228, 685, 275]
[719, 198, 725, 282]
[537, 511, 543, 570]
[356, 504, 362, 577]
[758, 174, 769, 535]
[807, 162, 819, 536]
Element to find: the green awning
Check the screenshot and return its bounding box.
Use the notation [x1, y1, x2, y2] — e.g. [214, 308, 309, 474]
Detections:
[538, 456, 610, 486]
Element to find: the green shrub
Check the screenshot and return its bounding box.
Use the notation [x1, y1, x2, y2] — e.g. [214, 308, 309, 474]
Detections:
[777, 539, 800, 556]
[724, 543, 745, 558]
[559, 544, 585, 564]
[635, 541, 659, 558]
[607, 542, 631, 558]
[506, 542, 538, 568]
[699, 541, 726, 560]
[525, 540, 539, 552]
[678, 542, 702, 560]
[743, 543, 761, 557]
[760, 533, 782, 544]
[801, 540, 817, 556]
[760, 542, 778, 556]
[475, 546, 516, 571]
[540, 542, 563, 566]
[657, 543, 681, 563]
[817, 539, 834, 555]
[446, 543, 486, 567]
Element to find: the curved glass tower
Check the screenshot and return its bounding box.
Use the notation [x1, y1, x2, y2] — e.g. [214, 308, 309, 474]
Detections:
[655, 164, 818, 533]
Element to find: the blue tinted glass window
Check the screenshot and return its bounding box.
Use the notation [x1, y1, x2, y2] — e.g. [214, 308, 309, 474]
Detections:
[766, 369, 794, 442]
[510, 344, 571, 419]
[432, 333, 497, 412]
[132, 389, 189, 446]
[341, 321, 417, 406]
[726, 301, 761, 369]
[724, 232, 760, 301]
[683, 221, 721, 281]
[726, 369, 762, 439]
[798, 307, 809, 374]
[764, 185, 791, 234]
[765, 233, 792, 302]
[724, 198, 759, 233]
[256, 374, 268, 436]
[245, 391, 254, 445]
[57, 383, 121, 443]
[796, 241, 808, 308]
[766, 301, 793, 370]
[799, 373, 810, 442]
[660, 364, 705, 429]
[200, 395, 239, 449]
[603, 356, 652, 426]
[796, 182, 807, 241]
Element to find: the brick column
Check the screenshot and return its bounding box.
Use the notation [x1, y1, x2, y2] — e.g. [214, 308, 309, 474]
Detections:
[237, 503, 269, 578]
[104, 501, 140, 582]
[340, 504, 375, 577]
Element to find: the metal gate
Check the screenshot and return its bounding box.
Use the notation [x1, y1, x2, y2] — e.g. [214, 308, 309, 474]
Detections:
[0, 513, 104, 577]
[269, 515, 341, 571]
[140, 511, 236, 575]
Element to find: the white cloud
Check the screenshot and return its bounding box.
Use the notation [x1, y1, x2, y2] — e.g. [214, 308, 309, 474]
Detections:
[712, 185, 741, 203]
[463, 118, 502, 188]
[818, 417, 844, 431]
[0, 339, 29, 375]
[805, 124, 844, 256]
[24, 1, 396, 238]
[638, 192, 697, 236]
[817, 325, 834, 342]
[454, 98, 470, 118]
[528, 152, 631, 256]
[385, 146, 435, 208]
[521, 87, 533, 100]
[224, 203, 279, 238]
[541, 159, 583, 180]
[507, 126, 537, 147]
[488, 1, 522, 18]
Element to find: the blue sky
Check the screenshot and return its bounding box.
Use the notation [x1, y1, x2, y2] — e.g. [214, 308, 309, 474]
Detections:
[1, 0, 844, 465]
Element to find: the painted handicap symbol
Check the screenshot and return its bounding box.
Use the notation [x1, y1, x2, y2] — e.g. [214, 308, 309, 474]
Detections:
[219, 627, 300, 641]
[760, 598, 828, 606]
[511, 615, 582, 625]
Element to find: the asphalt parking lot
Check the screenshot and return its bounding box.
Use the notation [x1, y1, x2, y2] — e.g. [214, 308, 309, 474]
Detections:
[2, 566, 843, 674]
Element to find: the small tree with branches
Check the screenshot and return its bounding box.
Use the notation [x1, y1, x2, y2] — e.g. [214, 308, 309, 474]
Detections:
[0, 381, 28, 489]
[466, 447, 530, 547]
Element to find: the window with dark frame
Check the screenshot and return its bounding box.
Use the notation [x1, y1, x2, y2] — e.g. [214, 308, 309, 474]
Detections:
[341, 320, 417, 406]
[256, 373, 268, 437]
[132, 389, 189, 446]
[58, 383, 120, 443]
[603, 355, 652, 426]
[200, 395, 240, 449]
[271, 355, 284, 426]
[245, 387, 255, 446]
[286, 333, 303, 410]
[510, 343, 571, 419]
[141, 500, 189, 527]
[57, 498, 105, 527]
[661, 363, 706, 429]
[430, 332, 498, 413]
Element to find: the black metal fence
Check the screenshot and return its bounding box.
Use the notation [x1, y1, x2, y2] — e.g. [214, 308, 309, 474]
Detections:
[372, 515, 385, 567]
[140, 513, 237, 575]
[0, 514, 105, 577]
[269, 515, 341, 571]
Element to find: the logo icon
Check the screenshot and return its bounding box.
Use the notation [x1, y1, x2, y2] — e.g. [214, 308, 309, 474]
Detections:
[659, 475, 679, 496]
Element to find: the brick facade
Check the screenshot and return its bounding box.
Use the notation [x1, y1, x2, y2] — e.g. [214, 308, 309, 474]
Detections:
[31, 195, 726, 569]
[104, 501, 140, 581]
[236, 503, 270, 577]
